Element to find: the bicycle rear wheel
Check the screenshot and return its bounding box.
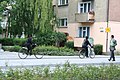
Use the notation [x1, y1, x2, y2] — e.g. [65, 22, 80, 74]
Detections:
[34, 52, 44, 59]
[79, 49, 85, 59]
[18, 47, 28, 59]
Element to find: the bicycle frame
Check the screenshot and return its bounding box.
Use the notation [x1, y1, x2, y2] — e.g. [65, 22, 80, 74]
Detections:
[79, 45, 95, 59]
[18, 44, 43, 59]
[88, 46, 92, 54]
[88, 45, 95, 58]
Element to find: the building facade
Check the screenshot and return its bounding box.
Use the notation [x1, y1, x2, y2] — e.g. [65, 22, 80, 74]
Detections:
[53, 0, 120, 52]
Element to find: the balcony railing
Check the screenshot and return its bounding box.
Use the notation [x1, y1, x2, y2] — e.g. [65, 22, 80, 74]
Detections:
[75, 11, 95, 23]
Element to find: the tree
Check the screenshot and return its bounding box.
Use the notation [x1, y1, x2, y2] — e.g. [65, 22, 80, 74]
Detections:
[0, 1, 9, 36]
[8, 0, 54, 37]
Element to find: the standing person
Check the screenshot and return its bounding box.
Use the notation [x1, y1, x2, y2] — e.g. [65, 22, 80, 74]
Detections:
[108, 35, 117, 61]
[82, 36, 91, 58]
[26, 35, 32, 55]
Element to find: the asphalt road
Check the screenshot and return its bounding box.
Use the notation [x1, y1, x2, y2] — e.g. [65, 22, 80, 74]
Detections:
[0, 51, 120, 71]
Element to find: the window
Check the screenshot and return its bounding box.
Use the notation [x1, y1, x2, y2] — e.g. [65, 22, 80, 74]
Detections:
[58, 0, 68, 6]
[78, 2, 91, 13]
[59, 18, 67, 27]
[79, 27, 90, 38]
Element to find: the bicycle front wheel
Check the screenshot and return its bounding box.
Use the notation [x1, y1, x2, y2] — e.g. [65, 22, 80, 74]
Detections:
[79, 49, 85, 59]
[89, 51, 95, 59]
[34, 52, 44, 59]
[18, 48, 28, 59]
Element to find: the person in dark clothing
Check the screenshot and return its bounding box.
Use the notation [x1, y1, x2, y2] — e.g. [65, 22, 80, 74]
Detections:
[82, 36, 91, 57]
[26, 35, 32, 55]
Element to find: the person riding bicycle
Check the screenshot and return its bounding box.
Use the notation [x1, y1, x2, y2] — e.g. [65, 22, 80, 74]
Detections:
[82, 36, 92, 58]
[26, 34, 32, 55]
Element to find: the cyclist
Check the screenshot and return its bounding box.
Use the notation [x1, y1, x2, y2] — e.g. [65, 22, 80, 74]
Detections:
[26, 34, 32, 55]
[82, 36, 92, 58]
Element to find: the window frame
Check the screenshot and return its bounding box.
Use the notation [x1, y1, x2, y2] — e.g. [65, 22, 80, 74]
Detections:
[58, 0, 68, 6]
[79, 27, 90, 38]
[59, 18, 67, 27]
[78, 1, 91, 13]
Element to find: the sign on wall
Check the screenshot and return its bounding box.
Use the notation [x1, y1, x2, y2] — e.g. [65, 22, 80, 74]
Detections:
[105, 27, 111, 32]
[100, 27, 104, 32]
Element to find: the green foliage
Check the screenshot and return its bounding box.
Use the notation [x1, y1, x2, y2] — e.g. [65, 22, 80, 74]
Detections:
[35, 32, 55, 46]
[0, 38, 27, 46]
[94, 44, 103, 55]
[39, 0, 54, 33]
[65, 41, 74, 49]
[2, 45, 21, 52]
[9, 0, 54, 36]
[55, 32, 66, 43]
[33, 46, 75, 56]
[0, 26, 2, 34]
[0, 32, 66, 46]
[13, 38, 26, 46]
[0, 68, 5, 79]
[0, 38, 14, 46]
[35, 32, 66, 46]
[0, 1, 7, 10]
[0, 64, 120, 80]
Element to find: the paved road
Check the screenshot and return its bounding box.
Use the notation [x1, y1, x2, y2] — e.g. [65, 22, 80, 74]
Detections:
[0, 51, 120, 71]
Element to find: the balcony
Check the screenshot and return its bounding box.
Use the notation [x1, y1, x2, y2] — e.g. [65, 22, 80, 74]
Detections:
[75, 11, 95, 23]
[74, 37, 84, 47]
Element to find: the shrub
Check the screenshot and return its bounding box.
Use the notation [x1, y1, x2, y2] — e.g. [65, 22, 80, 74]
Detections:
[2, 46, 11, 51]
[65, 41, 74, 49]
[33, 46, 75, 56]
[35, 32, 66, 46]
[0, 26, 2, 34]
[2, 46, 21, 52]
[12, 46, 21, 52]
[13, 38, 26, 46]
[54, 32, 67, 47]
[0, 38, 27, 46]
[0, 38, 14, 46]
[0, 32, 67, 47]
[94, 44, 103, 55]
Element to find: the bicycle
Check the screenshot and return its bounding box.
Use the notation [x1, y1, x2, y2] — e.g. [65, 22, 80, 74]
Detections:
[18, 44, 44, 59]
[79, 46, 95, 59]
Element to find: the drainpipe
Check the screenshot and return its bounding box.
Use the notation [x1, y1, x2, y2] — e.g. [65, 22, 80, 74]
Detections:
[106, 0, 109, 52]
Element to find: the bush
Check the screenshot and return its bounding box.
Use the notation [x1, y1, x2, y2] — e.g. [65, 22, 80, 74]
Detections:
[94, 44, 103, 55]
[13, 38, 27, 46]
[55, 32, 67, 47]
[35, 32, 66, 46]
[2, 46, 21, 52]
[33, 46, 75, 56]
[2, 45, 75, 56]
[0, 32, 66, 47]
[65, 41, 74, 49]
[0, 38, 14, 46]
[0, 38, 27, 46]
[0, 26, 2, 34]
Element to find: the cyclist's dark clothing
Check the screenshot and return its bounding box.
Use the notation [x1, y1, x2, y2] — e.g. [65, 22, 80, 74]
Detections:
[26, 37, 32, 53]
[82, 39, 91, 57]
[82, 39, 91, 48]
[27, 37, 32, 44]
